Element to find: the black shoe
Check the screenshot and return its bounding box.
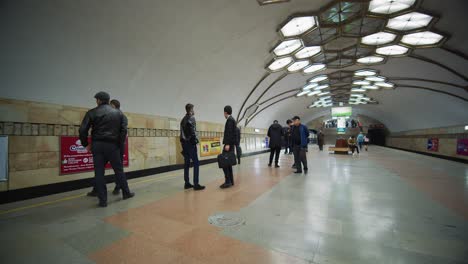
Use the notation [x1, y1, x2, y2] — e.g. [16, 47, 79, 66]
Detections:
[275, 164, 280, 168]
[238, 159, 241, 164]
[291, 164, 296, 168]
[98, 201, 107, 207]
[268, 163, 272, 167]
[193, 185, 205, 191]
[220, 183, 233, 189]
[112, 188, 120, 195]
[87, 191, 97, 197]
[184, 183, 194, 189]
[294, 171, 302, 174]
[123, 192, 135, 200]
[304, 167, 308, 171]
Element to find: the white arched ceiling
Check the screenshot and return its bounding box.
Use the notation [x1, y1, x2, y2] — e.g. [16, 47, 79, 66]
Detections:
[0, 0, 467, 131]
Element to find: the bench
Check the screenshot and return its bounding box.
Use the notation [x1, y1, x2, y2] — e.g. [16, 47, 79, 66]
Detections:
[328, 147, 350, 154]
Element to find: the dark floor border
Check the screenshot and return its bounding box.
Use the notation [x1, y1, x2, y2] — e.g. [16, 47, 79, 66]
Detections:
[0, 149, 269, 204]
[383, 145, 468, 164]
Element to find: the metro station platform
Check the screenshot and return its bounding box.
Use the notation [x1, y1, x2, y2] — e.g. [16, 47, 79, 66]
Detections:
[1, 146, 467, 263]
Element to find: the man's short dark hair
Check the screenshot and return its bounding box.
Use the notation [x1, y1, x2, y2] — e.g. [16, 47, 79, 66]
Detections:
[286, 119, 292, 124]
[273, 120, 278, 124]
[110, 99, 121, 109]
[185, 103, 194, 113]
[292, 116, 300, 121]
[94, 91, 110, 103]
[224, 105, 232, 115]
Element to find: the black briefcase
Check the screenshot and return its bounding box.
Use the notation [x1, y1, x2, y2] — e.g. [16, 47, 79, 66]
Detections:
[217, 151, 237, 168]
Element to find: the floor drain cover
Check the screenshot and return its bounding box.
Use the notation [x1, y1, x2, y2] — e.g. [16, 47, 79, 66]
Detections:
[208, 212, 245, 228]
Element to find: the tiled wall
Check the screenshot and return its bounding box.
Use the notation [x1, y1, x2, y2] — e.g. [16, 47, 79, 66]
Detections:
[0, 98, 268, 191]
[386, 125, 468, 160]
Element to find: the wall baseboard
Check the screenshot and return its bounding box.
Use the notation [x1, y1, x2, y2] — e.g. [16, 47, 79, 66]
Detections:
[383, 145, 468, 164]
[0, 149, 269, 204]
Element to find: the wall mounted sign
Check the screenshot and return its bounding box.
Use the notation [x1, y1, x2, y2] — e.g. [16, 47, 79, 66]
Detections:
[199, 137, 221, 157]
[427, 138, 439, 152]
[0, 136, 8, 182]
[60, 136, 129, 175]
[456, 138, 468, 156]
[332, 107, 352, 117]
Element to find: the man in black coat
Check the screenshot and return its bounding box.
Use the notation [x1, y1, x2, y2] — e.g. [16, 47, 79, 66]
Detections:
[180, 103, 205, 191]
[284, 119, 293, 155]
[235, 126, 241, 165]
[220, 105, 237, 189]
[79, 92, 134, 207]
[268, 120, 284, 167]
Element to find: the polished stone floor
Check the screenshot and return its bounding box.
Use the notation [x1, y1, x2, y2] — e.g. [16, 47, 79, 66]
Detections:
[1, 146, 467, 263]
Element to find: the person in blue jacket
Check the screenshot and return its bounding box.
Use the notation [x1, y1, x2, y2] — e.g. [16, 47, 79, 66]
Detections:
[357, 132, 364, 151]
[291, 116, 310, 173]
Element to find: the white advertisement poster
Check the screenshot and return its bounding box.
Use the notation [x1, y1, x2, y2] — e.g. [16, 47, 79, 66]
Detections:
[0, 136, 8, 181]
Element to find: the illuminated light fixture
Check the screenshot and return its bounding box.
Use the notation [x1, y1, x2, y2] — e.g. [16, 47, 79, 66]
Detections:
[295, 46, 321, 59]
[376, 45, 409, 56]
[267, 56, 293, 71]
[401, 31, 444, 46]
[319, 95, 331, 100]
[369, 0, 416, 15]
[375, 82, 395, 88]
[354, 69, 377, 76]
[318, 92, 330, 96]
[296, 90, 309, 96]
[287, 60, 310, 72]
[273, 39, 303, 56]
[280, 16, 317, 37]
[314, 84, 330, 90]
[366, 76, 386, 82]
[254, 128, 261, 133]
[357, 56, 384, 64]
[361, 32, 397, 45]
[303, 83, 318, 90]
[307, 90, 321, 96]
[387, 12, 433, 31]
[303, 63, 326, 74]
[465, 125, 468, 131]
[351, 94, 364, 97]
[308, 74, 328, 83]
[353, 80, 371, 86]
[362, 85, 379, 90]
[351, 88, 367, 92]
[257, 0, 290, 6]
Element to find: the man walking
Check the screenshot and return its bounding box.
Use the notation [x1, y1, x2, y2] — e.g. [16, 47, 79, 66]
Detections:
[357, 132, 364, 151]
[317, 130, 325, 151]
[180, 103, 205, 191]
[79, 92, 134, 207]
[235, 126, 242, 165]
[267, 120, 283, 168]
[291, 116, 310, 174]
[87, 99, 127, 197]
[220, 105, 237, 189]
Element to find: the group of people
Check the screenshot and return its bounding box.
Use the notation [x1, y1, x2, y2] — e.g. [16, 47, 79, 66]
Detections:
[347, 132, 369, 155]
[267, 116, 310, 174]
[80, 90, 244, 207]
[324, 119, 363, 130]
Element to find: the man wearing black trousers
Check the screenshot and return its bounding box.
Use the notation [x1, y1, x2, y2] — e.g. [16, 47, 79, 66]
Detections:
[268, 120, 284, 168]
[87, 99, 126, 197]
[235, 126, 241, 165]
[180, 103, 205, 191]
[291, 116, 310, 174]
[79, 92, 134, 207]
[220, 105, 237, 189]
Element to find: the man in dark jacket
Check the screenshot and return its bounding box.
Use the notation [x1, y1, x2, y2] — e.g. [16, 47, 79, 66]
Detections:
[317, 130, 325, 151]
[268, 120, 284, 168]
[180, 103, 205, 191]
[283, 119, 293, 155]
[79, 92, 134, 207]
[235, 126, 241, 165]
[220, 105, 237, 189]
[87, 99, 127, 197]
[291, 116, 310, 174]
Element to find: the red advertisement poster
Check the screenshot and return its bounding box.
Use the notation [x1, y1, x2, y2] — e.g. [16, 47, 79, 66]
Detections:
[427, 138, 439, 152]
[60, 136, 129, 175]
[457, 138, 468, 156]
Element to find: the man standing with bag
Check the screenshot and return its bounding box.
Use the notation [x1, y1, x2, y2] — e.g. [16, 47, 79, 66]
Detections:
[267, 120, 283, 168]
[220, 105, 237, 189]
[79, 92, 134, 207]
[180, 103, 205, 191]
[291, 116, 310, 174]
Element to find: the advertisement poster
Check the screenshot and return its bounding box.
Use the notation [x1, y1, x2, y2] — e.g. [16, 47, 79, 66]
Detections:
[60, 136, 129, 175]
[456, 138, 468, 156]
[337, 117, 346, 134]
[200, 137, 221, 157]
[427, 138, 439, 152]
[332, 107, 352, 117]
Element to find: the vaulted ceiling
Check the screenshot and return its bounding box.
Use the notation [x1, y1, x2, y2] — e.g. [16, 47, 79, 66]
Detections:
[0, 0, 467, 132]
